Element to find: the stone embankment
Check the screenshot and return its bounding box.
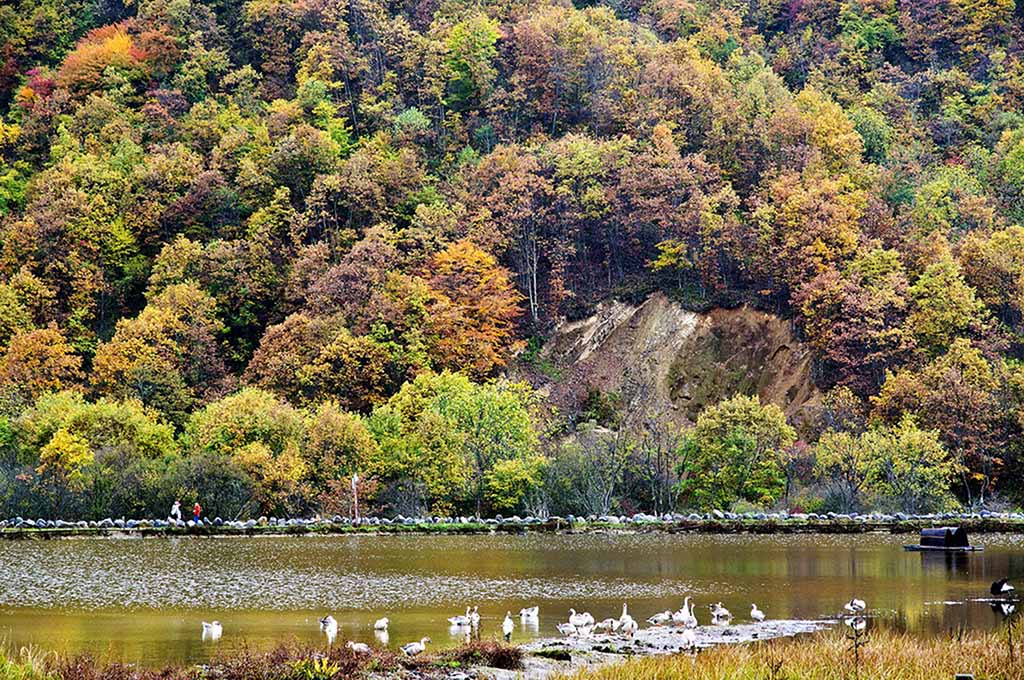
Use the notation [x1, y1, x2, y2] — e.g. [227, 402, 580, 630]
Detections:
[2, 509, 1023, 539]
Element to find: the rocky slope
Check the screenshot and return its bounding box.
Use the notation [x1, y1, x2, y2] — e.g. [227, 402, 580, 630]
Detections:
[525, 293, 821, 427]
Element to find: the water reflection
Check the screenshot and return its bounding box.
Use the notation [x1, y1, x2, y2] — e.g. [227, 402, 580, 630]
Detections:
[0, 533, 1021, 665]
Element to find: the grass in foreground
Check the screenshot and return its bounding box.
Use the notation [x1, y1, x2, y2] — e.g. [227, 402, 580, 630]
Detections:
[560, 628, 1024, 680]
[0, 639, 521, 680]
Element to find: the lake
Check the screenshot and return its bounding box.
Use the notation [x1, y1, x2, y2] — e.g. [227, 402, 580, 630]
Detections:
[1, 532, 1022, 665]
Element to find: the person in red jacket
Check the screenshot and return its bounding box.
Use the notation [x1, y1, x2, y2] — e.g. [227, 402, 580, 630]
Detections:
[193, 501, 202, 523]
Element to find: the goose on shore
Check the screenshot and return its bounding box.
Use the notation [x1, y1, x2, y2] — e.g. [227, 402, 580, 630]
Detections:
[556, 622, 577, 636]
[201, 621, 222, 640]
[647, 610, 672, 626]
[680, 627, 697, 651]
[448, 607, 473, 627]
[710, 603, 732, 623]
[401, 637, 431, 656]
[346, 641, 371, 654]
[374, 629, 390, 645]
[374, 617, 389, 630]
[845, 616, 867, 633]
[469, 606, 480, 627]
[750, 604, 765, 622]
[843, 598, 866, 614]
[519, 606, 539, 619]
[503, 611, 514, 642]
[569, 609, 593, 628]
[594, 618, 620, 632]
[991, 579, 1015, 596]
[681, 597, 698, 628]
[621, 616, 638, 637]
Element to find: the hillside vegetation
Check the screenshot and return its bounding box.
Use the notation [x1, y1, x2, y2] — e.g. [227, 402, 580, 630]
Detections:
[2, 0, 1024, 519]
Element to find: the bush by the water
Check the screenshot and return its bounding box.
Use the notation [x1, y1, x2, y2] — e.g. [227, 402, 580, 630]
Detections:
[0, 638, 522, 680]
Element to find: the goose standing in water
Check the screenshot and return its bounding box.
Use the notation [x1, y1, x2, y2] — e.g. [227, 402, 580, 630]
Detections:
[319, 615, 338, 644]
[401, 637, 431, 656]
[709, 603, 731, 624]
[750, 604, 765, 622]
[201, 621, 222, 641]
[374, 617, 390, 631]
[374, 628, 390, 645]
[843, 598, 866, 614]
[470, 606, 481, 627]
[346, 641, 371, 654]
[519, 606, 539, 619]
[502, 611, 514, 642]
[448, 607, 473, 627]
[991, 579, 1015, 597]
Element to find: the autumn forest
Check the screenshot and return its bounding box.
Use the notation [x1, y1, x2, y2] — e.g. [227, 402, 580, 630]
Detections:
[2, 0, 1024, 520]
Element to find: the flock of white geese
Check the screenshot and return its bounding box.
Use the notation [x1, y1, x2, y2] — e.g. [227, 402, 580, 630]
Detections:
[199, 598, 775, 657]
[197, 579, 1016, 658]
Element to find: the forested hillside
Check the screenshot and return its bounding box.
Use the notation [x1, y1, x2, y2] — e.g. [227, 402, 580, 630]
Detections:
[2, 0, 1024, 520]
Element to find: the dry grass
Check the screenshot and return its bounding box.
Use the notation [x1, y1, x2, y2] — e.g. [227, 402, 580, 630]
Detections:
[559, 628, 1024, 680]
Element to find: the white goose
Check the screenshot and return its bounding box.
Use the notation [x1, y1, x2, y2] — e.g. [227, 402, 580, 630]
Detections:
[618, 602, 637, 636]
[594, 617, 620, 632]
[620, 615, 638, 637]
[709, 602, 732, 624]
[346, 641, 371, 653]
[502, 611, 515, 642]
[568, 608, 593, 628]
[373, 617, 390, 630]
[319, 615, 338, 644]
[448, 607, 473, 627]
[843, 598, 866, 614]
[401, 637, 431, 656]
[556, 622, 578, 636]
[680, 627, 697, 651]
[647, 610, 672, 626]
[519, 606, 539, 619]
[681, 597, 698, 628]
[750, 603, 765, 622]
[201, 621, 222, 640]
[469, 606, 481, 627]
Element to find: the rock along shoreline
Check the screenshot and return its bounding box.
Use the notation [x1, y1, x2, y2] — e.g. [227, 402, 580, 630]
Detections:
[3, 510, 1024, 539]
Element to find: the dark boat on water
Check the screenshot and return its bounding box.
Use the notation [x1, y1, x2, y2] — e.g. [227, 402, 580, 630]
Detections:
[903, 527, 983, 552]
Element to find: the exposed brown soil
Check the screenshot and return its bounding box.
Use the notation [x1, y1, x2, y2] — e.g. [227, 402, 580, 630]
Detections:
[523, 293, 820, 427]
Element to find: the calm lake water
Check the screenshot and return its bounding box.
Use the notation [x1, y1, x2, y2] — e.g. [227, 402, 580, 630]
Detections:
[1, 532, 1022, 665]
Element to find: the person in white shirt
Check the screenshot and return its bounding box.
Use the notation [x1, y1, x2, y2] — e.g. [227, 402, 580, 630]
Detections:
[170, 500, 182, 522]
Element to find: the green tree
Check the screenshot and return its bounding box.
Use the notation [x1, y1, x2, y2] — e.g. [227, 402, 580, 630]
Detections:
[676, 395, 796, 510]
[814, 430, 875, 513]
[870, 416, 959, 514]
[36, 428, 93, 517]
